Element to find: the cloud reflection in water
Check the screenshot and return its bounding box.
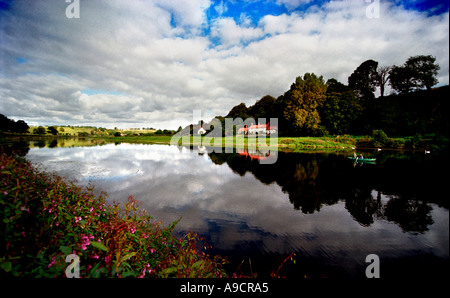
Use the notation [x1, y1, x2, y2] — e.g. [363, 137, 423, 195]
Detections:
[25, 143, 449, 278]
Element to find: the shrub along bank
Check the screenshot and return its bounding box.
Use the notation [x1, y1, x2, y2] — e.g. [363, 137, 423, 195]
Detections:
[0, 153, 227, 278]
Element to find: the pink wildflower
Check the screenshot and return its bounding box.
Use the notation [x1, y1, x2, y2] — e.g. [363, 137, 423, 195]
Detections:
[138, 264, 153, 278]
[20, 206, 30, 213]
[80, 234, 92, 250]
[48, 256, 57, 268]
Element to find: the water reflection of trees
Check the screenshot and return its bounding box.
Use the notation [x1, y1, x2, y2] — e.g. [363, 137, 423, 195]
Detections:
[0, 137, 108, 151]
[0, 140, 30, 156]
[209, 151, 442, 233]
[384, 197, 433, 233]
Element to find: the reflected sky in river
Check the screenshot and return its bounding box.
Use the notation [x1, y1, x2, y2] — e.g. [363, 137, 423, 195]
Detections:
[25, 143, 449, 278]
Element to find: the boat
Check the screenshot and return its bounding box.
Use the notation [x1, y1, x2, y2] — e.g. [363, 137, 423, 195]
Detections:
[347, 157, 376, 163]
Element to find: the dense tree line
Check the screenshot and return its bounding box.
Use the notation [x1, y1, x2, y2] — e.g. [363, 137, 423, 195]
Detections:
[0, 114, 29, 134]
[219, 54, 447, 137]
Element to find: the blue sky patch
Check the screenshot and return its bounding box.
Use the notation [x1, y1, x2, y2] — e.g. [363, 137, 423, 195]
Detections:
[15, 57, 27, 64]
[81, 89, 124, 96]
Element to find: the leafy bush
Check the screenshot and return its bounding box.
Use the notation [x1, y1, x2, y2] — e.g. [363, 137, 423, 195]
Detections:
[372, 130, 389, 147]
[0, 153, 227, 278]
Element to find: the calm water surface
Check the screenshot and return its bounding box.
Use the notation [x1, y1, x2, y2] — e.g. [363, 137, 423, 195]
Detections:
[22, 142, 449, 278]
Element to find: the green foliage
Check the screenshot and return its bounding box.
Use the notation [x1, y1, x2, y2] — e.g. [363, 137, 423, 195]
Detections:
[389, 65, 416, 94]
[320, 79, 362, 135]
[247, 95, 277, 120]
[278, 137, 354, 150]
[390, 55, 440, 93]
[47, 126, 58, 135]
[0, 153, 227, 278]
[33, 126, 46, 135]
[404, 55, 440, 91]
[78, 131, 89, 138]
[226, 103, 250, 119]
[348, 59, 379, 100]
[281, 73, 327, 136]
[355, 130, 407, 149]
[372, 129, 389, 147]
[0, 114, 29, 134]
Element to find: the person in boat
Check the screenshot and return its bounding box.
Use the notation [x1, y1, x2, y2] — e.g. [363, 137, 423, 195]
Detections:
[353, 152, 357, 158]
[360, 154, 364, 159]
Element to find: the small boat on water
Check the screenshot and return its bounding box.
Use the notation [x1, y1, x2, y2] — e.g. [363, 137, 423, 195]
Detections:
[347, 157, 376, 163]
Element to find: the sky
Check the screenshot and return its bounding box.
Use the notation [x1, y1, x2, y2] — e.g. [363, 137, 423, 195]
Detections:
[0, 0, 449, 130]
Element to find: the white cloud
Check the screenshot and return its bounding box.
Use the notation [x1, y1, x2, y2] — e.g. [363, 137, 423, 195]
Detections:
[210, 17, 265, 47]
[275, 0, 313, 11]
[214, 1, 228, 16]
[154, 0, 211, 30]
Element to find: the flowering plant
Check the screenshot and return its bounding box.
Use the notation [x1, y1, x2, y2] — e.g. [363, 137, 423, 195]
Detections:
[0, 152, 227, 278]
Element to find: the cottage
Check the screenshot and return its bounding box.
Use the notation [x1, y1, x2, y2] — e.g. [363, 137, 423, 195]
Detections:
[197, 127, 206, 135]
[237, 123, 276, 135]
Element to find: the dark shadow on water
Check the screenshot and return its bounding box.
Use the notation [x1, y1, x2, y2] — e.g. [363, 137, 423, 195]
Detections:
[209, 150, 448, 233]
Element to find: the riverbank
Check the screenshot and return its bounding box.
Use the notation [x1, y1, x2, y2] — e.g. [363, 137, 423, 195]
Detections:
[92, 135, 356, 151]
[92, 133, 446, 152]
[2, 131, 448, 153]
[0, 152, 227, 278]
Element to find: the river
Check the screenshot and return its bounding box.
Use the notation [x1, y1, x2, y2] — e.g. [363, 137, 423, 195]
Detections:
[9, 140, 449, 278]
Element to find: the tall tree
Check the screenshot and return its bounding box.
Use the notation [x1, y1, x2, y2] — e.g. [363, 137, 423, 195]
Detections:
[226, 103, 249, 119]
[0, 114, 29, 134]
[248, 95, 276, 120]
[281, 73, 327, 136]
[404, 55, 440, 91]
[390, 55, 440, 94]
[348, 59, 379, 100]
[320, 79, 362, 135]
[389, 65, 415, 94]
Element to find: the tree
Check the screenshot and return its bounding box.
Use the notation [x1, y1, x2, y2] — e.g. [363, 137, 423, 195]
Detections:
[48, 126, 58, 135]
[404, 55, 440, 91]
[348, 59, 379, 100]
[390, 55, 440, 94]
[319, 79, 362, 135]
[33, 126, 46, 135]
[377, 65, 392, 97]
[0, 114, 29, 134]
[226, 103, 249, 119]
[13, 120, 29, 134]
[389, 65, 415, 94]
[281, 73, 327, 135]
[248, 95, 276, 120]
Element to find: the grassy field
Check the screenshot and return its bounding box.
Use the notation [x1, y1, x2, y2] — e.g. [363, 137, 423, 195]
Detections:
[93, 134, 356, 151]
[28, 125, 156, 137]
[5, 127, 443, 152]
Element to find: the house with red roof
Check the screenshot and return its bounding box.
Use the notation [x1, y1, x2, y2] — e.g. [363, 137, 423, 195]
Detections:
[237, 123, 277, 135]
